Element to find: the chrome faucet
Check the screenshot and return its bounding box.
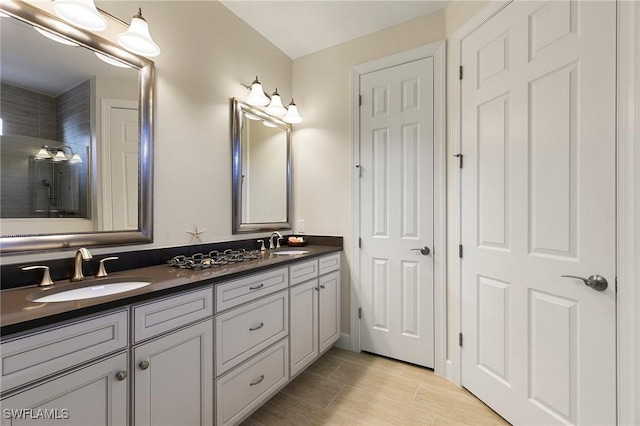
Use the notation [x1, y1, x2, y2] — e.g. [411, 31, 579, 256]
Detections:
[71, 247, 93, 282]
[269, 231, 283, 249]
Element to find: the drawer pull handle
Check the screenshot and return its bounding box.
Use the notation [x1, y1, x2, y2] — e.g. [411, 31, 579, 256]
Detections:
[249, 283, 264, 290]
[139, 360, 150, 370]
[250, 375, 265, 386]
[249, 322, 264, 331]
[115, 371, 127, 381]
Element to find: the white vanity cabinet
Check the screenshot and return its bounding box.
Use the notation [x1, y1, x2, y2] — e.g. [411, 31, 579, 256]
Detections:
[0, 311, 129, 426]
[131, 288, 214, 426]
[0, 352, 128, 426]
[289, 253, 341, 377]
[214, 268, 291, 426]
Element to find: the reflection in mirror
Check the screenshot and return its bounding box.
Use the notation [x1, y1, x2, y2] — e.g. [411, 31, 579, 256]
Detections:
[0, 0, 154, 253]
[232, 98, 291, 234]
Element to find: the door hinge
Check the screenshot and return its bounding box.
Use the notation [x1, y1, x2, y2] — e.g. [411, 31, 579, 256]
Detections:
[359, 95, 362, 106]
[459, 333, 463, 347]
[358, 237, 362, 248]
[458, 244, 463, 258]
[459, 66, 463, 80]
[454, 153, 463, 168]
[359, 307, 362, 319]
[356, 164, 362, 177]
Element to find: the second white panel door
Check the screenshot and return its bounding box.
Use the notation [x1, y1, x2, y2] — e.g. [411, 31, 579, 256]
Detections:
[359, 57, 435, 367]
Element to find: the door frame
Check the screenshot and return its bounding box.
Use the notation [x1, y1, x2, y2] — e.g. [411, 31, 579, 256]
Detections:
[350, 41, 448, 375]
[449, 1, 640, 423]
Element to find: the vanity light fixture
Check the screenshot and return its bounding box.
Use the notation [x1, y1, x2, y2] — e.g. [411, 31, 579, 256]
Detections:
[116, 8, 161, 58]
[244, 77, 271, 107]
[52, 0, 107, 31]
[94, 52, 131, 68]
[34, 27, 79, 46]
[34, 145, 82, 164]
[265, 89, 287, 116]
[283, 99, 303, 124]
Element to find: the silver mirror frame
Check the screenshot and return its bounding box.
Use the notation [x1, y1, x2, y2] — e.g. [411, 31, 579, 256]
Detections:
[0, 0, 154, 254]
[231, 98, 292, 234]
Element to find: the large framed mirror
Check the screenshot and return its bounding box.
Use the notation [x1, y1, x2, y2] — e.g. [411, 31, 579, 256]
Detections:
[231, 98, 291, 233]
[0, 0, 154, 254]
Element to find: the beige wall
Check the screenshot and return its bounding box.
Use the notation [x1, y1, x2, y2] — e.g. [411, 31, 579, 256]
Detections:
[3, 0, 293, 265]
[291, 1, 486, 337]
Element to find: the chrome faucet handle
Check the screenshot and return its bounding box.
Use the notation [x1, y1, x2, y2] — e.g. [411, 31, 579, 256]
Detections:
[276, 237, 283, 248]
[96, 257, 119, 278]
[22, 265, 54, 287]
[257, 239, 266, 251]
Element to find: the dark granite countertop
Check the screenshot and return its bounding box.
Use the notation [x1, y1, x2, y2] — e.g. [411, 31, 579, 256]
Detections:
[1, 245, 341, 337]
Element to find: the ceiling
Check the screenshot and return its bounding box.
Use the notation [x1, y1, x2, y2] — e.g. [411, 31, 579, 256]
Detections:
[220, 1, 450, 59]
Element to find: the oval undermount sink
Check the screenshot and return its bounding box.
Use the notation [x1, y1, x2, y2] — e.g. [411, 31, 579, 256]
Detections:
[272, 250, 310, 255]
[27, 277, 153, 303]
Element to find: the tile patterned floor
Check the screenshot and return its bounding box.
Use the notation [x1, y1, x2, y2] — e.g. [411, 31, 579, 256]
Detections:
[242, 347, 510, 426]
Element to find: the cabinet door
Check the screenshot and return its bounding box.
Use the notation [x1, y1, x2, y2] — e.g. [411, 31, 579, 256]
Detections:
[319, 271, 341, 353]
[133, 319, 213, 426]
[0, 352, 127, 426]
[289, 279, 319, 377]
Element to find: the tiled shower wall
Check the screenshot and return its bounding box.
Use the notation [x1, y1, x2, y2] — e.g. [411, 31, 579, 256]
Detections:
[0, 81, 89, 218]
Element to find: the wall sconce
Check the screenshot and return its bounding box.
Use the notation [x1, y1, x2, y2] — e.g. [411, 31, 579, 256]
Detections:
[48, 1, 161, 58]
[116, 8, 161, 58]
[52, 0, 107, 31]
[34, 145, 82, 164]
[241, 77, 303, 124]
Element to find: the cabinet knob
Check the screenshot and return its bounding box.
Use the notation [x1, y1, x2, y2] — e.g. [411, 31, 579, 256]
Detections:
[139, 360, 150, 370]
[320, 284, 326, 289]
[115, 371, 127, 381]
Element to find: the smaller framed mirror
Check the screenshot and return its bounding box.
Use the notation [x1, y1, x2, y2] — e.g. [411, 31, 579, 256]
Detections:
[231, 98, 291, 233]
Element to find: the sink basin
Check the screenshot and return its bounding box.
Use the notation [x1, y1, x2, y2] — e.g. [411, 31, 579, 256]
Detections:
[272, 250, 310, 255]
[27, 277, 153, 303]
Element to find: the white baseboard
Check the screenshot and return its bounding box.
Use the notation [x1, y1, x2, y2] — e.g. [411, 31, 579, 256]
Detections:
[334, 333, 351, 351]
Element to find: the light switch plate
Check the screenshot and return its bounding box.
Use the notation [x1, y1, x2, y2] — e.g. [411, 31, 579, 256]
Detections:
[296, 219, 305, 233]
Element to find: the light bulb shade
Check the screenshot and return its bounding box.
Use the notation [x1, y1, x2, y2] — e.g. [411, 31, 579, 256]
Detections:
[52, 150, 67, 162]
[35, 147, 52, 160]
[283, 101, 303, 124]
[95, 52, 131, 68]
[245, 78, 270, 106]
[52, 0, 107, 31]
[263, 120, 278, 128]
[117, 12, 160, 57]
[266, 90, 287, 116]
[245, 113, 261, 121]
[35, 27, 79, 46]
[69, 153, 82, 164]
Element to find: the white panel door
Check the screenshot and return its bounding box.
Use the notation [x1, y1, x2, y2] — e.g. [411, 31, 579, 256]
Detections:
[360, 57, 434, 367]
[290, 279, 319, 377]
[460, 1, 616, 425]
[319, 271, 341, 353]
[108, 107, 138, 230]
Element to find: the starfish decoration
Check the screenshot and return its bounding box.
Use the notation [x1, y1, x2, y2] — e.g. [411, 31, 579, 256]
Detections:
[187, 224, 207, 244]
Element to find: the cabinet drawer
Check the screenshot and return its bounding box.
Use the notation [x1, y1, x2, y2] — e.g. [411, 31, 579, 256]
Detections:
[133, 287, 213, 343]
[0, 310, 128, 393]
[216, 339, 289, 426]
[216, 291, 288, 376]
[319, 252, 341, 275]
[216, 267, 288, 313]
[290, 259, 319, 286]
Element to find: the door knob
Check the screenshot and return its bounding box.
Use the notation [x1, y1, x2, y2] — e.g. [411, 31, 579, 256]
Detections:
[561, 275, 608, 291]
[411, 246, 431, 256]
